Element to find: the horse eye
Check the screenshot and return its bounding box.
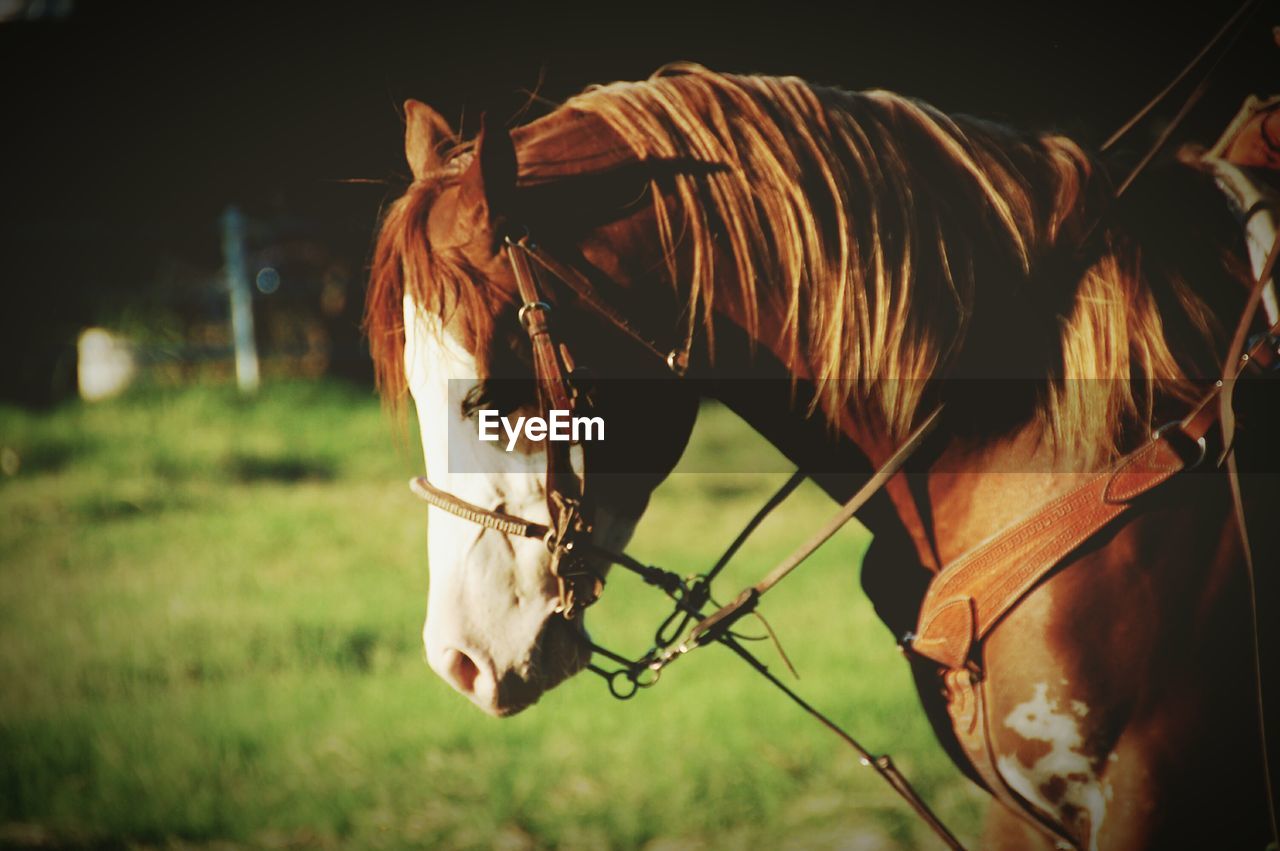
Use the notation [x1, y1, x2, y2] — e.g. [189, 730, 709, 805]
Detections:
[460, 383, 491, 419]
[461, 377, 538, 421]
[460, 380, 532, 420]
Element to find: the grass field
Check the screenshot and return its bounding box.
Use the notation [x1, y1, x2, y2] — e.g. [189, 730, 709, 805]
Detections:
[0, 380, 985, 849]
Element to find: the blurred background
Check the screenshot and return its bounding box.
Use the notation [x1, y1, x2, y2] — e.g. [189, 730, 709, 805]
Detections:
[1, 2, 1275, 848]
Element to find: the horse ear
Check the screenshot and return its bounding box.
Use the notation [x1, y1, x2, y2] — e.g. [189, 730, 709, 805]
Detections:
[457, 113, 518, 240]
[404, 99, 455, 180]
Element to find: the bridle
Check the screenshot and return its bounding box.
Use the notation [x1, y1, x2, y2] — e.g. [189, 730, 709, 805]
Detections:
[408, 231, 695, 622]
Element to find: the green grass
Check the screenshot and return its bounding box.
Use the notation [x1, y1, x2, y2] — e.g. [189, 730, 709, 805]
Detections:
[0, 380, 985, 849]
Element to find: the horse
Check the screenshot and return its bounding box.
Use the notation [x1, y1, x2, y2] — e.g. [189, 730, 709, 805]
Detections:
[364, 64, 1275, 849]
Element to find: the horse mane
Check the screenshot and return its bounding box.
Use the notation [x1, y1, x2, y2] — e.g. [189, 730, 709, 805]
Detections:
[368, 63, 1230, 464]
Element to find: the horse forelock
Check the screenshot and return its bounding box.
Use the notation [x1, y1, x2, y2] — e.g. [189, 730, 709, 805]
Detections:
[364, 111, 648, 411]
[367, 64, 1224, 463]
[366, 163, 495, 409]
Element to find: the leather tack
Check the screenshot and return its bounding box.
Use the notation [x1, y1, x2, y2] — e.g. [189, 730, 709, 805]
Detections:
[1102, 439, 1182, 504]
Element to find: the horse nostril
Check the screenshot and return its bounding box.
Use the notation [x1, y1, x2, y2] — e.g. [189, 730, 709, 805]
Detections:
[444, 648, 481, 695]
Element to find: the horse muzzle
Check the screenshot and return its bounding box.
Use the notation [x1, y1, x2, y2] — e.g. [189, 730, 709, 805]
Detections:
[427, 612, 591, 717]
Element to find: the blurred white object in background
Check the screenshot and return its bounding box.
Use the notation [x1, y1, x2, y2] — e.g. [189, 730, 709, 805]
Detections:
[222, 206, 260, 395]
[77, 328, 137, 402]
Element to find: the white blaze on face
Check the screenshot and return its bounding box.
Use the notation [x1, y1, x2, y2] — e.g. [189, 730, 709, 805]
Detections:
[403, 296, 563, 714]
[996, 682, 1110, 851]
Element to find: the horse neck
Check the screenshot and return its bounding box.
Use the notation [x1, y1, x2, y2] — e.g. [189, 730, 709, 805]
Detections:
[700, 194, 1246, 581]
[921, 163, 1256, 565]
[691, 320, 934, 575]
[541, 124, 1242, 574]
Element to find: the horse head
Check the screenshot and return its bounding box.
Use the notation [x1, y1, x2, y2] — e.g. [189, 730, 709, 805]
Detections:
[370, 100, 700, 716]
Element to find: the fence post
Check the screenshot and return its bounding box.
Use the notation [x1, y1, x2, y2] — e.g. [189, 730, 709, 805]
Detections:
[221, 205, 260, 394]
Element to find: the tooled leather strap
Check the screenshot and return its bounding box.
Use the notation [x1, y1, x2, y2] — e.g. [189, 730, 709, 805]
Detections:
[912, 244, 1280, 850]
[911, 430, 1192, 670]
[912, 303, 1280, 673]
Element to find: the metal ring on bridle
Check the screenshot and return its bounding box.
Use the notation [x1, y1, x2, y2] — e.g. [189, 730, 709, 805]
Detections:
[1153, 421, 1208, 470]
[607, 669, 639, 700]
[518, 301, 552, 328]
[543, 528, 561, 552]
[634, 666, 661, 688]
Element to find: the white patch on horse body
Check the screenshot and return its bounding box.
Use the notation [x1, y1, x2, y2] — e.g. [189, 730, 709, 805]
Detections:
[996, 682, 1109, 851]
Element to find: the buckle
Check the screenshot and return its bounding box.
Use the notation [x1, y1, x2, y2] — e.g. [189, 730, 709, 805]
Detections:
[1152, 421, 1207, 470]
[517, 300, 551, 329]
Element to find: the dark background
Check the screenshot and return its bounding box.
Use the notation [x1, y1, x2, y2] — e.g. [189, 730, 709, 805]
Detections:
[3, 0, 1276, 404]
